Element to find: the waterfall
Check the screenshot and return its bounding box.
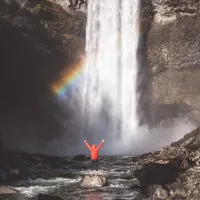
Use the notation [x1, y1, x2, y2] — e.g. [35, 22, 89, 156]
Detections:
[81, 0, 140, 144]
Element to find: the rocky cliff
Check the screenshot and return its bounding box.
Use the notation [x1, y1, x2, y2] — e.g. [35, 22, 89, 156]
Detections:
[132, 126, 200, 199]
[0, 0, 199, 150]
[0, 0, 87, 150]
[146, 0, 200, 124]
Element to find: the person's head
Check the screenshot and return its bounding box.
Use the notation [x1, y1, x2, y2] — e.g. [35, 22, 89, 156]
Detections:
[92, 144, 96, 149]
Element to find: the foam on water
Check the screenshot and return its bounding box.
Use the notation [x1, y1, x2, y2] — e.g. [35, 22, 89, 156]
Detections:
[31, 177, 78, 185]
[14, 178, 79, 197]
[15, 185, 57, 197]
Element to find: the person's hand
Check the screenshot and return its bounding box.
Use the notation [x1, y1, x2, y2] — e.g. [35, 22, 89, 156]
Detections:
[84, 140, 86, 142]
[102, 139, 104, 142]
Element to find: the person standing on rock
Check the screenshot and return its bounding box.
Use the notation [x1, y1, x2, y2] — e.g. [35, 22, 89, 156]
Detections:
[84, 139, 105, 172]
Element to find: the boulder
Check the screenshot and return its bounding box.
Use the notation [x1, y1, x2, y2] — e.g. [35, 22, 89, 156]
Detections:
[37, 193, 64, 200]
[168, 182, 187, 198]
[79, 175, 108, 188]
[8, 168, 21, 181]
[0, 186, 18, 194]
[134, 162, 178, 186]
[71, 163, 87, 169]
[147, 184, 169, 200]
[0, 167, 22, 182]
[73, 155, 86, 161]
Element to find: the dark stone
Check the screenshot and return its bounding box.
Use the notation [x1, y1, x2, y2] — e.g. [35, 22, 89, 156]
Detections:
[130, 184, 145, 193]
[50, 158, 71, 169]
[73, 155, 86, 161]
[0, 166, 23, 182]
[134, 162, 178, 186]
[86, 156, 91, 161]
[71, 163, 86, 169]
[37, 193, 64, 200]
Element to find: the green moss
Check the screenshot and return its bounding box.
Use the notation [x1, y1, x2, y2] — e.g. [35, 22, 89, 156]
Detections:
[32, 4, 46, 14]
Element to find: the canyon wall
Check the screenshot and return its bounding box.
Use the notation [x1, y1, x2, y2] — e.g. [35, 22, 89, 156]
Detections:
[0, 0, 199, 152]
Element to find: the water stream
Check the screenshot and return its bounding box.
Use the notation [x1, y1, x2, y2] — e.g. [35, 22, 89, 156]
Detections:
[0, 156, 140, 200]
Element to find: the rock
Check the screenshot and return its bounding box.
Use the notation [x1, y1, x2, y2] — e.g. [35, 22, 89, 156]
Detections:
[8, 168, 21, 181]
[0, 186, 18, 194]
[168, 182, 187, 198]
[147, 184, 169, 200]
[134, 162, 178, 186]
[130, 184, 145, 193]
[73, 155, 86, 161]
[10, 168, 19, 176]
[0, 167, 21, 182]
[0, 169, 7, 181]
[132, 127, 200, 199]
[79, 175, 108, 188]
[50, 158, 72, 169]
[71, 163, 87, 169]
[148, 4, 200, 116]
[37, 193, 64, 200]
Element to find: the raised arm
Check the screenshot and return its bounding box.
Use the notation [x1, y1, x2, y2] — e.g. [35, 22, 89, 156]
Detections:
[84, 140, 92, 150]
[97, 139, 105, 151]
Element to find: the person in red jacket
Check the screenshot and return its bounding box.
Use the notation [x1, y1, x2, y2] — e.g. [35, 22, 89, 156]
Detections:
[84, 139, 105, 171]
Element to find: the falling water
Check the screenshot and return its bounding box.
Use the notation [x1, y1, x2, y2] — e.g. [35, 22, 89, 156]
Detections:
[81, 0, 140, 143]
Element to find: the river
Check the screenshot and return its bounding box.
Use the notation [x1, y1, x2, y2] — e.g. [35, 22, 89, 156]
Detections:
[0, 156, 142, 200]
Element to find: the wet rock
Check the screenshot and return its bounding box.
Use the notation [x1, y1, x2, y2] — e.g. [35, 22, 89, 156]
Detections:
[167, 182, 187, 198]
[147, 184, 169, 200]
[130, 184, 145, 194]
[9, 168, 19, 176]
[50, 158, 72, 169]
[74, 155, 86, 161]
[134, 162, 178, 186]
[0, 167, 22, 182]
[71, 163, 87, 169]
[37, 193, 64, 200]
[7, 168, 22, 181]
[0, 186, 18, 194]
[133, 127, 200, 199]
[79, 175, 108, 188]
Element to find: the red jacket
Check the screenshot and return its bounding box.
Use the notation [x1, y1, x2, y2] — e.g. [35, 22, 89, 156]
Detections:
[84, 141, 104, 160]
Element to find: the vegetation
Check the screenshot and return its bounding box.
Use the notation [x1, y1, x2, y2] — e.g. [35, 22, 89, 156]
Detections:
[32, 4, 46, 14]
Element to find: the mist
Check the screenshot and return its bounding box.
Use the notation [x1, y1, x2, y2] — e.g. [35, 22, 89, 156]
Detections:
[8, 111, 195, 156]
[3, 64, 194, 157]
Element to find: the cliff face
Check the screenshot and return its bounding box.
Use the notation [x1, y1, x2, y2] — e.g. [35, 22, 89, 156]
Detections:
[131, 0, 199, 126]
[0, 0, 87, 150]
[146, 0, 200, 123]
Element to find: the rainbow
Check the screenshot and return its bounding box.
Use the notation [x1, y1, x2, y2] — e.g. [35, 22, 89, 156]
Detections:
[51, 58, 85, 97]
